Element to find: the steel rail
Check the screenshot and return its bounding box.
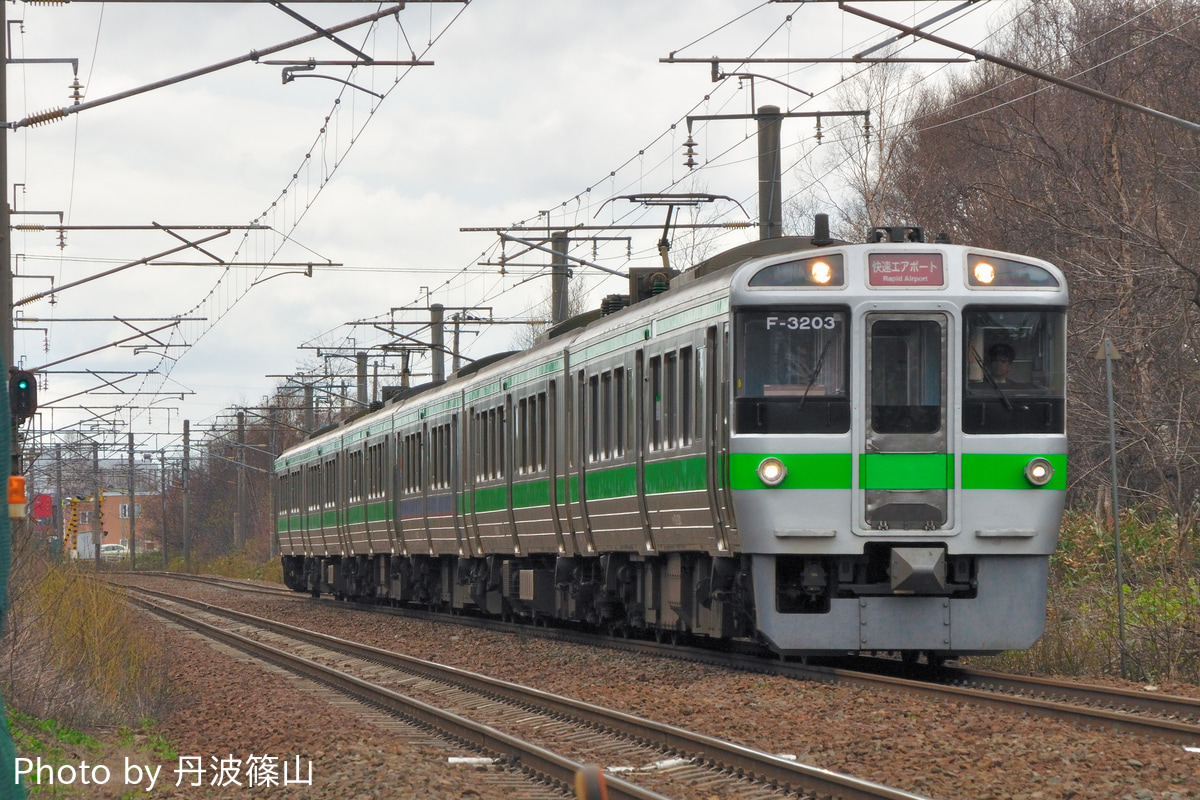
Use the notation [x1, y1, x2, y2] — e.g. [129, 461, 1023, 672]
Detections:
[126, 584, 933, 800]
[124, 590, 670, 800]
[941, 665, 1200, 722]
[131, 574, 1200, 746]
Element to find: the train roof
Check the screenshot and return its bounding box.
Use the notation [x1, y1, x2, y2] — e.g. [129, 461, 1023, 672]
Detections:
[276, 232, 1066, 467]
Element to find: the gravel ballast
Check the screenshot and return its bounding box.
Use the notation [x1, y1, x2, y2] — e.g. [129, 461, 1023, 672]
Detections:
[107, 577, 1200, 800]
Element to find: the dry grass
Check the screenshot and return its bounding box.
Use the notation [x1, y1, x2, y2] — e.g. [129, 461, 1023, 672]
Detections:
[1, 524, 170, 729]
[974, 509, 1200, 684]
[164, 544, 283, 584]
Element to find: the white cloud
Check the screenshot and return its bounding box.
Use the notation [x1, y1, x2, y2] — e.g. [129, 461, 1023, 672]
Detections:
[8, 0, 996, 448]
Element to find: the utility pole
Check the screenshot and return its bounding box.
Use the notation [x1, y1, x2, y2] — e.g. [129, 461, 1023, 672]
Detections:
[235, 410, 245, 550]
[356, 352, 368, 406]
[430, 303, 445, 383]
[757, 105, 783, 241]
[54, 443, 62, 548]
[128, 432, 136, 569]
[551, 231, 569, 325]
[182, 419, 190, 571]
[92, 441, 101, 564]
[1, 0, 12, 376]
[160, 450, 168, 568]
[684, 106, 867, 241]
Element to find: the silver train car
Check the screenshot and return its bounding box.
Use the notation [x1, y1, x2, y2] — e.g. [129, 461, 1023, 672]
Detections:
[274, 225, 1068, 661]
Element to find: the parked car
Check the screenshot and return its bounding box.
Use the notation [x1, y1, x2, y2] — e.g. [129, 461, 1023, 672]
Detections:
[100, 544, 129, 562]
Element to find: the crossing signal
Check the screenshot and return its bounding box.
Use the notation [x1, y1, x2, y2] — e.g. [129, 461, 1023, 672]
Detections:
[9, 370, 37, 421]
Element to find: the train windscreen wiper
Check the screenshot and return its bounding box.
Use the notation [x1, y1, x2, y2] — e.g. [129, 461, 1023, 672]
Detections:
[796, 337, 834, 414]
[969, 345, 1013, 411]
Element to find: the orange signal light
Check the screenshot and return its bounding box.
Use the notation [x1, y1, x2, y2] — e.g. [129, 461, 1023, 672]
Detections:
[8, 475, 27, 519]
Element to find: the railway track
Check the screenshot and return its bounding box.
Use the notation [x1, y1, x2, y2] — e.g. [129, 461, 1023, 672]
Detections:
[121, 583, 931, 800]
[125, 572, 1200, 748]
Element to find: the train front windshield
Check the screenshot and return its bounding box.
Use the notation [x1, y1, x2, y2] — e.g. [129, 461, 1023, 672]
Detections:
[963, 308, 1066, 434]
[735, 309, 850, 434]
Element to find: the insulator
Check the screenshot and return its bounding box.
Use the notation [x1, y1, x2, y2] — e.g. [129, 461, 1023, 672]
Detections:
[683, 135, 698, 170]
[25, 1, 68, 5]
[12, 225, 45, 231]
[70, 77, 84, 105]
[26, 108, 66, 127]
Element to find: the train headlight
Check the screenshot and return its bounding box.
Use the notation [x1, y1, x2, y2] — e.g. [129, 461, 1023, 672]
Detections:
[1024, 457, 1054, 487]
[757, 457, 787, 487]
[810, 260, 834, 285]
[972, 261, 996, 285]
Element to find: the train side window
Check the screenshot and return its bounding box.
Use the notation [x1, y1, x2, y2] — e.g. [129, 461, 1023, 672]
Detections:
[484, 410, 492, 479]
[530, 393, 540, 471]
[348, 450, 361, 502]
[489, 407, 505, 479]
[680, 347, 693, 447]
[517, 397, 528, 473]
[427, 429, 436, 490]
[499, 406, 507, 478]
[434, 424, 444, 489]
[415, 434, 424, 492]
[537, 390, 548, 470]
[325, 459, 337, 508]
[649, 355, 663, 450]
[588, 374, 600, 462]
[613, 369, 625, 457]
[665, 352, 678, 448]
[376, 443, 384, 498]
[601, 372, 613, 459]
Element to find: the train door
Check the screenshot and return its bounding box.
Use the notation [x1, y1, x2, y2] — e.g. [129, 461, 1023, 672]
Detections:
[703, 324, 734, 550]
[572, 369, 595, 553]
[860, 312, 954, 531]
[391, 434, 407, 556]
[450, 412, 471, 557]
[503, 396, 521, 555]
[634, 349, 655, 553]
[547, 379, 571, 554]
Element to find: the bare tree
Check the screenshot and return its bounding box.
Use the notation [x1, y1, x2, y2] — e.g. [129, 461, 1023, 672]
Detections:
[787, 56, 924, 236]
[899, 0, 1200, 558]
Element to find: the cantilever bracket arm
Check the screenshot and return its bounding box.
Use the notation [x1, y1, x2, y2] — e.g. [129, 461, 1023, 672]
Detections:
[282, 62, 384, 99]
[265, 0, 375, 63]
[15, 230, 231, 307]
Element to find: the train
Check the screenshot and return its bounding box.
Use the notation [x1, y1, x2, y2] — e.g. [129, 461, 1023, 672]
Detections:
[274, 219, 1068, 663]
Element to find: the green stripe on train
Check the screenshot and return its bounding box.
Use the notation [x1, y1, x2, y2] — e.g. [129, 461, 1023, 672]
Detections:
[729, 453, 852, 490]
[277, 452, 1068, 531]
[344, 502, 391, 525]
[860, 453, 953, 490]
[961, 453, 1067, 490]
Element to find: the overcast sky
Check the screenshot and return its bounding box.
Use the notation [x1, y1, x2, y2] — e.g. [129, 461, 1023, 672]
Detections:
[7, 0, 1005, 456]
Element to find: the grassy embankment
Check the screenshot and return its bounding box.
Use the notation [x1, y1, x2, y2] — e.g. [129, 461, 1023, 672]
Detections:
[0, 534, 273, 796]
[2, 511, 1196, 796]
[976, 509, 1200, 684]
